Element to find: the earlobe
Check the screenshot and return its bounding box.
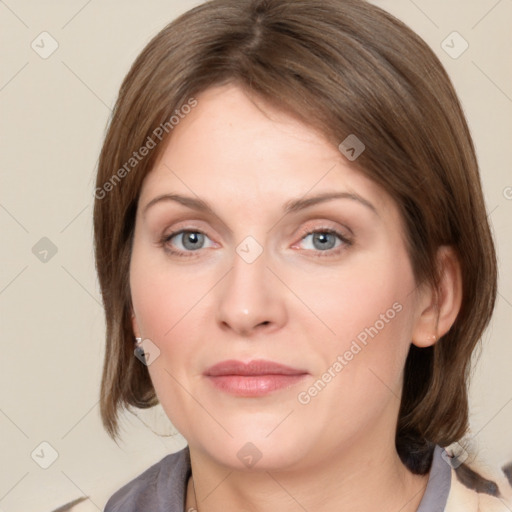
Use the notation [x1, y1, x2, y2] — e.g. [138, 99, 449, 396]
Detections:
[131, 309, 141, 339]
[411, 246, 463, 348]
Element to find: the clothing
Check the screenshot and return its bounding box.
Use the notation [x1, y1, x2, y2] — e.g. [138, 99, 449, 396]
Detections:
[103, 445, 506, 511]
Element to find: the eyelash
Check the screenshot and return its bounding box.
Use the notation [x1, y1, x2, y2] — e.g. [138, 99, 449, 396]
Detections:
[293, 227, 352, 257]
[160, 227, 352, 258]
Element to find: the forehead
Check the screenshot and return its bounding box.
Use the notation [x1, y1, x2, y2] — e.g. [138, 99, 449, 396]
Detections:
[138, 83, 392, 217]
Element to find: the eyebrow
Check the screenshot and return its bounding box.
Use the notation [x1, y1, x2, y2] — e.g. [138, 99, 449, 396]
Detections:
[142, 191, 378, 218]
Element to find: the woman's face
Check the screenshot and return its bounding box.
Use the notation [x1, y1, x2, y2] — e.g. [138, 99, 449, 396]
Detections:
[130, 83, 427, 470]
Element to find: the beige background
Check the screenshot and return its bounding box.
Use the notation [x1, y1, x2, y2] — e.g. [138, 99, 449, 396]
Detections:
[0, 1, 511, 511]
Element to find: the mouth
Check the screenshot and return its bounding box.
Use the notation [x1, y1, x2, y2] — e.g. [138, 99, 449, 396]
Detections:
[204, 359, 309, 397]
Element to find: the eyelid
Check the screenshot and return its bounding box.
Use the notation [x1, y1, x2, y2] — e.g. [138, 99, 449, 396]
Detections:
[293, 219, 352, 244]
[160, 219, 214, 241]
[290, 225, 352, 256]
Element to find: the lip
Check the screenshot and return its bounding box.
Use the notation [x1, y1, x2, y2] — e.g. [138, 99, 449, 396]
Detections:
[204, 359, 307, 376]
[204, 359, 309, 397]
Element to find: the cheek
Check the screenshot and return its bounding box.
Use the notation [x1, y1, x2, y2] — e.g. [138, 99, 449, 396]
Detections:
[129, 253, 208, 433]
[291, 268, 416, 444]
[129, 240, 213, 340]
[296, 252, 416, 393]
[290, 250, 415, 348]
[129, 244, 218, 402]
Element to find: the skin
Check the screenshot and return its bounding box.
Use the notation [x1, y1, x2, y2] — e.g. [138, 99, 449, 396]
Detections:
[130, 83, 462, 511]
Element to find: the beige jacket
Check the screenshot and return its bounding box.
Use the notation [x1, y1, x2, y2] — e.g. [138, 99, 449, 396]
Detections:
[54, 475, 512, 512]
[446, 464, 512, 511]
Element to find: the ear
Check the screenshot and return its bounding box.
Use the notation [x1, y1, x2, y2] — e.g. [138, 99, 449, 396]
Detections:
[412, 246, 462, 348]
[131, 309, 141, 339]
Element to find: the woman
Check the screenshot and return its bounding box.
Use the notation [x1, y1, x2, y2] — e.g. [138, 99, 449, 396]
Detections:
[93, 0, 507, 510]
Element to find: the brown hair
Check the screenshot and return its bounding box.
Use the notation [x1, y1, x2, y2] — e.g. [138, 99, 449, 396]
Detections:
[93, 0, 497, 473]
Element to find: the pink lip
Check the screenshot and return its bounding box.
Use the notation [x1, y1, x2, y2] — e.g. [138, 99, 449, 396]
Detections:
[204, 359, 308, 397]
[205, 359, 307, 376]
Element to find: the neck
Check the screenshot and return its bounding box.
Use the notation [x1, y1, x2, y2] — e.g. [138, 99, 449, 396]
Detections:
[186, 437, 429, 512]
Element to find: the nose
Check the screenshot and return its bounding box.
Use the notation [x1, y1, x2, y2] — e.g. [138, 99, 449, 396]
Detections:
[216, 243, 287, 337]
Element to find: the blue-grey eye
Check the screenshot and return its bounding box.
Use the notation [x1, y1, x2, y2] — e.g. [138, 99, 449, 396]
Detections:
[163, 229, 216, 256]
[302, 231, 341, 251]
[178, 231, 205, 250]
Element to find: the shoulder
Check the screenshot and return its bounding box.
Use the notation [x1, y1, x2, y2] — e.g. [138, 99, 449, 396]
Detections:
[104, 446, 191, 512]
[445, 467, 510, 511]
[443, 444, 512, 512]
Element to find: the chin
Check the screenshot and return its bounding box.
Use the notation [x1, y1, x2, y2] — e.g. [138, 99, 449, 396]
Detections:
[193, 427, 314, 472]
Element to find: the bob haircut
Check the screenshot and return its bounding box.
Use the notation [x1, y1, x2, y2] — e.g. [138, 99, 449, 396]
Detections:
[93, 0, 497, 474]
